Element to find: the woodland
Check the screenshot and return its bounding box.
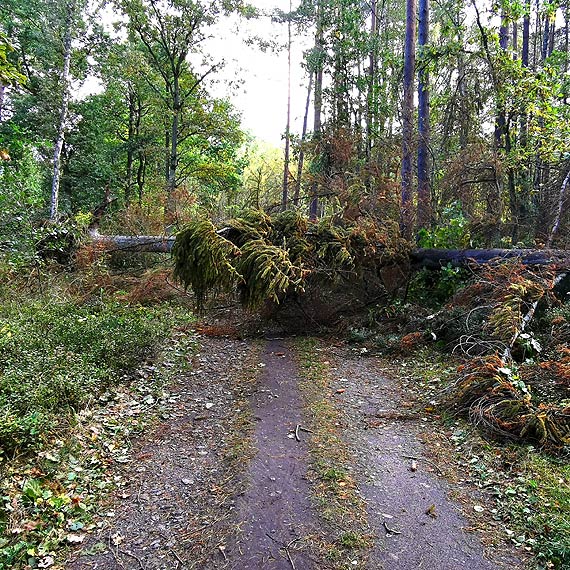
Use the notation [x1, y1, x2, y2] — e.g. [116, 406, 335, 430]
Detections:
[1, 0, 570, 568]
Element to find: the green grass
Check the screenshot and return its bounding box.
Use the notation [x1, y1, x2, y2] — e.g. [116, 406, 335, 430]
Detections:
[0, 298, 176, 455]
[295, 338, 372, 568]
[0, 273, 195, 569]
[499, 452, 570, 569]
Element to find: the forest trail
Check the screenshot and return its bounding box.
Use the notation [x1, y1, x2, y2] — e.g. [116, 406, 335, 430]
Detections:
[66, 333, 523, 570]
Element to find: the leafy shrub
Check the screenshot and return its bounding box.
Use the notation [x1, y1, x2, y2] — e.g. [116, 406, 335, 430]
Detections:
[417, 202, 471, 249]
[0, 299, 169, 455]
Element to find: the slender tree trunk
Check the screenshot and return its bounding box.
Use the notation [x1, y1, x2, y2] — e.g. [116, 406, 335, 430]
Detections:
[125, 87, 136, 205]
[542, 12, 550, 60]
[294, 73, 313, 207]
[401, 0, 417, 239]
[50, 0, 75, 220]
[513, 19, 518, 58]
[522, 2, 530, 67]
[166, 75, 180, 219]
[366, 0, 377, 163]
[282, 2, 292, 211]
[310, 2, 324, 221]
[417, 0, 430, 230]
[547, 167, 570, 248]
[0, 83, 6, 122]
[495, 14, 508, 150]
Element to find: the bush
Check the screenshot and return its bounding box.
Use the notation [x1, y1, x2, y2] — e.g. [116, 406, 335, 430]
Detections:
[0, 298, 170, 455]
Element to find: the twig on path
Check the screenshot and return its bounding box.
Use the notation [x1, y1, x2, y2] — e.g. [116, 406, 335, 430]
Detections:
[107, 533, 125, 569]
[218, 544, 228, 561]
[402, 454, 444, 476]
[170, 548, 185, 566]
[298, 426, 313, 433]
[294, 424, 301, 442]
[121, 549, 146, 570]
[383, 521, 402, 536]
[265, 533, 303, 570]
[136, 480, 144, 505]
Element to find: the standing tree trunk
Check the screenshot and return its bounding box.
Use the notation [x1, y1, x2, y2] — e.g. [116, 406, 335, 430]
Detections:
[50, 0, 75, 220]
[293, 73, 313, 207]
[282, 2, 292, 211]
[417, 0, 430, 230]
[166, 74, 181, 221]
[310, 1, 324, 221]
[366, 0, 377, 163]
[401, 0, 417, 239]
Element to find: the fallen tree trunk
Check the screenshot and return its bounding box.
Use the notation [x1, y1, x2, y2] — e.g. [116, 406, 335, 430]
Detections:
[411, 247, 570, 270]
[90, 233, 570, 270]
[90, 231, 175, 253]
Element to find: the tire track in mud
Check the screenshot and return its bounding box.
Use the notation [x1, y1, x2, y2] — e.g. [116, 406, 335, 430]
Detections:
[228, 338, 319, 569]
[326, 349, 525, 570]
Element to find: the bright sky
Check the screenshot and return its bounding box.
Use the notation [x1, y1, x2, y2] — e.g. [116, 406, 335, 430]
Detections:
[203, 1, 311, 147]
[85, 1, 311, 148]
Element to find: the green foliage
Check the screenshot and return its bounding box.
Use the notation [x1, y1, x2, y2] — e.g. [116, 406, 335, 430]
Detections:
[173, 211, 393, 310]
[0, 33, 26, 86]
[236, 239, 302, 308]
[0, 143, 45, 266]
[172, 218, 240, 309]
[417, 203, 471, 249]
[409, 264, 468, 306]
[0, 297, 169, 455]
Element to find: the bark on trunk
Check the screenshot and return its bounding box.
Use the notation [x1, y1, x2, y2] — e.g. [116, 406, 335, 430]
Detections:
[50, 0, 75, 221]
[282, 2, 292, 211]
[0, 83, 6, 122]
[310, 2, 324, 221]
[401, 0, 417, 239]
[89, 231, 570, 272]
[411, 247, 570, 270]
[293, 73, 313, 207]
[417, 0, 430, 230]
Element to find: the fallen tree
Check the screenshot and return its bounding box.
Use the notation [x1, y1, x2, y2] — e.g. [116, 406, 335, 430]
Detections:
[411, 247, 570, 270]
[90, 230, 570, 271]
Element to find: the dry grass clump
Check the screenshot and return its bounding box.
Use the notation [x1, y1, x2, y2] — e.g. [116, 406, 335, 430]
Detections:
[448, 354, 570, 451]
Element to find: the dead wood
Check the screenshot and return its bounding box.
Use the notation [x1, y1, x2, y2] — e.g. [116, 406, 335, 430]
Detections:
[89, 232, 570, 272]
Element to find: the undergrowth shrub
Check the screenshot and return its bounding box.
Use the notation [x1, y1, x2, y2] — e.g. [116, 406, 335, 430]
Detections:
[0, 298, 169, 455]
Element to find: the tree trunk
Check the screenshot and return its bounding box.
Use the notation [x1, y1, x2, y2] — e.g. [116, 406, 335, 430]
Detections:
[88, 230, 570, 273]
[366, 0, 377, 162]
[417, 0, 430, 230]
[310, 1, 324, 221]
[282, 2, 292, 211]
[522, 3, 530, 68]
[125, 86, 136, 205]
[411, 247, 570, 270]
[167, 75, 180, 219]
[401, 0, 417, 239]
[0, 83, 6, 122]
[50, 0, 75, 221]
[546, 167, 570, 248]
[294, 73, 313, 207]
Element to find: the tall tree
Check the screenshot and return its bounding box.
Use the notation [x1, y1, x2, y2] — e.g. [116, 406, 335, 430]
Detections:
[120, 0, 221, 220]
[417, 0, 430, 230]
[50, 0, 77, 220]
[401, 0, 417, 238]
[282, 0, 292, 211]
[309, 0, 324, 221]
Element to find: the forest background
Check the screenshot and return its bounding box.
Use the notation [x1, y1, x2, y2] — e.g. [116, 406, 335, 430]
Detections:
[1, 0, 570, 254]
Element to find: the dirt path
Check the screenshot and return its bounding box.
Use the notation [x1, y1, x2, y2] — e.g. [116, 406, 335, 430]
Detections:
[228, 339, 318, 569]
[67, 336, 258, 570]
[326, 348, 523, 569]
[67, 335, 524, 570]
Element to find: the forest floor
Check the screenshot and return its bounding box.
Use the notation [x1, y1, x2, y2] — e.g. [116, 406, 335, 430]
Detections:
[65, 317, 528, 570]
